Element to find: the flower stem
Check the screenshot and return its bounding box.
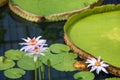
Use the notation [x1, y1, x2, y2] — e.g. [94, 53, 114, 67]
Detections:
[47, 60, 51, 80]
[35, 62, 37, 80]
[38, 58, 42, 80]
[38, 67, 42, 80]
[41, 64, 45, 80]
[48, 66, 51, 80]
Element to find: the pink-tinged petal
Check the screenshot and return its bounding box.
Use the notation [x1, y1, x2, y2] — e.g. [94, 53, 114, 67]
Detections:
[91, 58, 97, 62]
[32, 37, 35, 40]
[100, 61, 108, 66]
[36, 36, 42, 41]
[96, 66, 102, 74]
[19, 43, 29, 45]
[100, 61, 104, 64]
[34, 55, 38, 62]
[90, 66, 97, 72]
[20, 46, 28, 51]
[37, 40, 46, 44]
[98, 56, 101, 62]
[27, 37, 31, 41]
[101, 67, 109, 74]
[101, 63, 109, 67]
[20, 45, 35, 52]
[38, 53, 45, 56]
[21, 38, 28, 42]
[40, 47, 48, 52]
[86, 59, 95, 64]
[25, 53, 34, 56]
[87, 64, 94, 67]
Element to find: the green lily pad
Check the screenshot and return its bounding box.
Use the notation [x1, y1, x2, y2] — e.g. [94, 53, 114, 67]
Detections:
[105, 78, 120, 80]
[64, 5, 120, 75]
[17, 56, 40, 70]
[0, 56, 15, 70]
[74, 71, 95, 80]
[41, 50, 77, 71]
[50, 43, 70, 54]
[4, 68, 25, 79]
[9, 0, 102, 22]
[41, 50, 64, 66]
[52, 52, 77, 71]
[5, 50, 25, 60]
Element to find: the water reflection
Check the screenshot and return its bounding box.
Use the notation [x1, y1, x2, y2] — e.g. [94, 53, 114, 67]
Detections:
[10, 11, 65, 44]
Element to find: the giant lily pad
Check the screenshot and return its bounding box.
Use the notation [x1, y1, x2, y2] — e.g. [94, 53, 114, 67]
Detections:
[9, 0, 103, 22]
[64, 4, 120, 76]
[105, 78, 120, 80]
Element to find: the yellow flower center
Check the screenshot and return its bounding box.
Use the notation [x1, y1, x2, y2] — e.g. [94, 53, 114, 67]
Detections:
[95, 61, 101, 66]
[29, 39, 37, 45]
[34, 46, 40, 52]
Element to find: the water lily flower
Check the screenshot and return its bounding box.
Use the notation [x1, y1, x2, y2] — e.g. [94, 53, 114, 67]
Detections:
[85, 56, 109, 74]
[19, 36, 47, 52]
[25, 45, 48, 62]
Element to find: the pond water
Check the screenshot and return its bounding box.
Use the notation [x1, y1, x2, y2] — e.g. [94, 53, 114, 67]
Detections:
[0, 0, 120, 80]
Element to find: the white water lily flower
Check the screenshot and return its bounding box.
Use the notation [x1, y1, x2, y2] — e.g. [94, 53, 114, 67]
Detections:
[19, 36, 47, 52]
[25, 46, 48, 62]
[86, 56, 109, 74]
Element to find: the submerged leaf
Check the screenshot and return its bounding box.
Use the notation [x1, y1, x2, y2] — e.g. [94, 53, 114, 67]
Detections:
[4, 68, 25, 79]
[5, 50, 25, 60]
[74, 71, 95, 80]
[17, 56, 40, 70]
[0, 56, 15, 70]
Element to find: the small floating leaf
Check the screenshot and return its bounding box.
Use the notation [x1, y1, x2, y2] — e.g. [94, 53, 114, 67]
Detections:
[74, 71, 95, 80]
[50, 43, 70, 54]
[0, 56, 15, 70]
[5, 50, 25, 60]
[4, 68, 25, 79]
[17, 56, 40, 70]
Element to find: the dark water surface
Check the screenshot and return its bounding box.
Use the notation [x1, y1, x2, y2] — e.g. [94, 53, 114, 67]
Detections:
[0, 0, 120, 80]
